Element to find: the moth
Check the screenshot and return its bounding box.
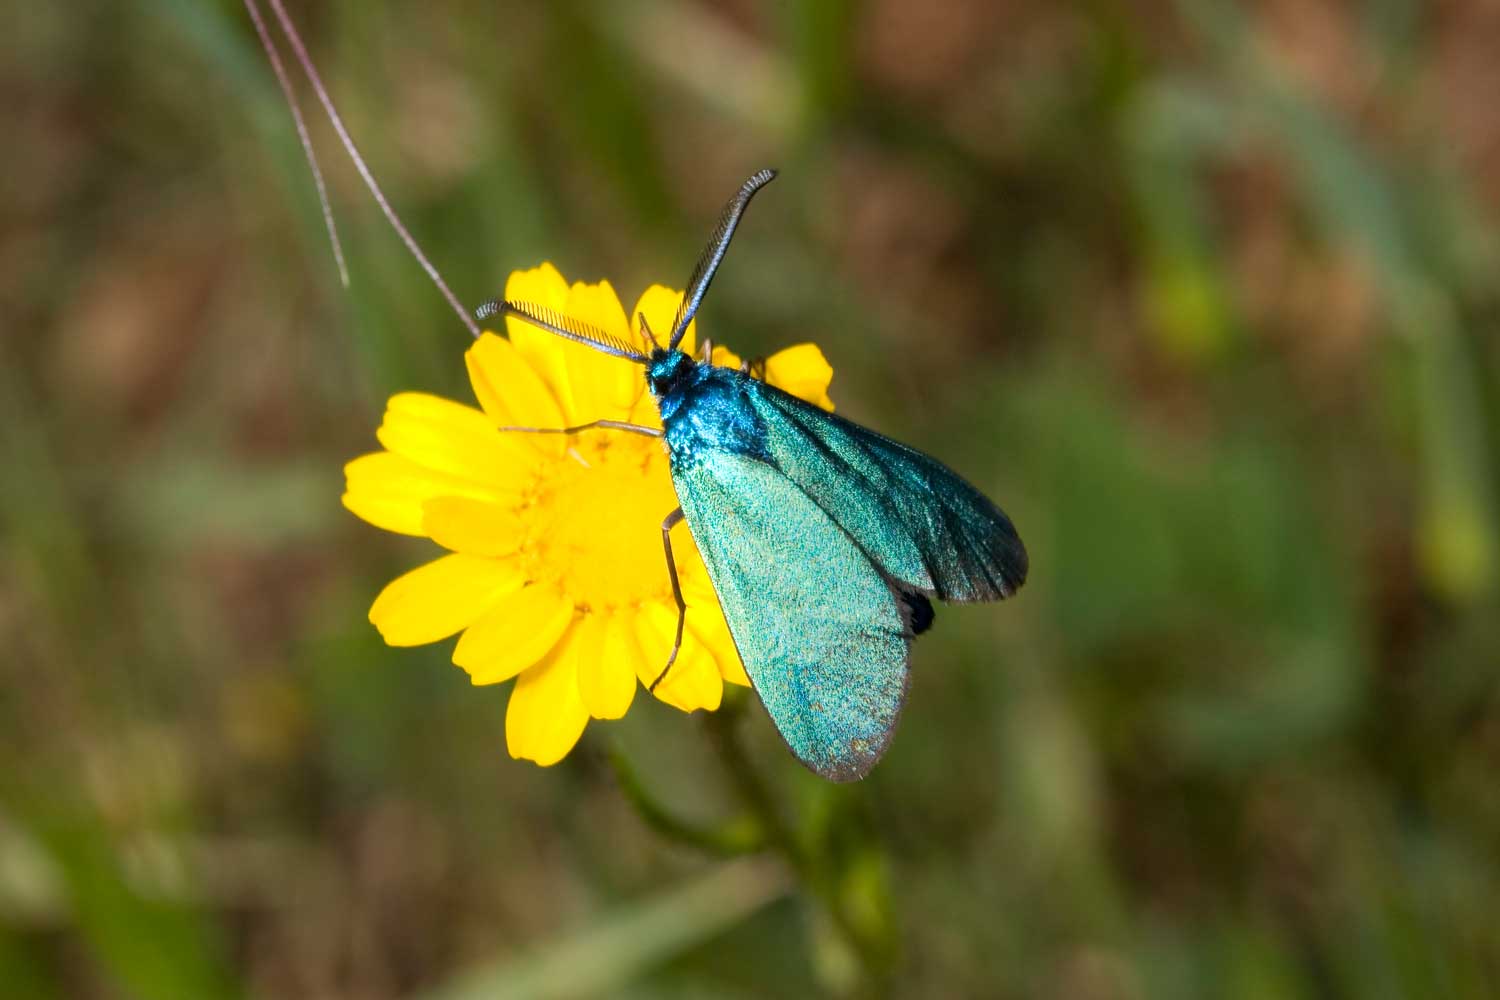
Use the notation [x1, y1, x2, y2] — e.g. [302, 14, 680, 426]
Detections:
[475, 171, 1027, 780]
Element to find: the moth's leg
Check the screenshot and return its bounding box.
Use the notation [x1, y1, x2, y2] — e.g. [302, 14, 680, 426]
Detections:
[649, 507, 688, 693]
[638, 312, 663, 352]
[497, 419, 661, 438]
[699, 337, 715, 364]
[736, 356, 767, 381]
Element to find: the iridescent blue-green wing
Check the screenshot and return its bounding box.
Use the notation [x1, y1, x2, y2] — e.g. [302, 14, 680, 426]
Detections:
[745, 381, 1028, 603]
[672, 451, 912, 781]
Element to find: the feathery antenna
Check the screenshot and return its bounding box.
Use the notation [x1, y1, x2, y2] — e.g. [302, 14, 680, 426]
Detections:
[668, 168, 777, 349]
[475, 299, 649, 363]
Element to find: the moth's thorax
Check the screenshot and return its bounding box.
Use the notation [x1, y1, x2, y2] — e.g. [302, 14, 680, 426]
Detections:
[648, 351, 770, 467]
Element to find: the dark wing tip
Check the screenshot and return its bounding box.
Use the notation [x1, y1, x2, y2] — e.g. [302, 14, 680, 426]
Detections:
[996, 527, 1028, 596]
[817, 758, 876, 783]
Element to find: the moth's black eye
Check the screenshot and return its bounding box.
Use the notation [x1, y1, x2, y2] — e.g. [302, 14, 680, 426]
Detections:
[647, 351, 693, 397]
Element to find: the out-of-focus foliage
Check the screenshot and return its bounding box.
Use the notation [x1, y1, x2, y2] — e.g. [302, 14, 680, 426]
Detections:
[3, 0, 1499, 996]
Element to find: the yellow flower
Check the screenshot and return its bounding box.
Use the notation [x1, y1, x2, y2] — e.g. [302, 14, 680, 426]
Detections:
[343, 263, 837, 766]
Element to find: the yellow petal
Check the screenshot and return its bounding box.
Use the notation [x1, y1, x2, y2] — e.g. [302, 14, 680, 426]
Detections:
[680, 571, 748, 686]
[672, 544, 719, 611]
[764, 343, 835, 411]
[504, 263, 575, 419]
[605, 604, 647, 672]
[369, 553, 524, 647]
[376, 393, 532, 493]
[568, 279, 632, 338]
[421, 496, 522, 557]
[687, 592, 750, 688]
[631, 284, 695, 358]
[505, 632, 589, 766]
[343, 452, 481, 536]
[635, 601, 723, 712]
[688, 546, 714, 589]
[708, 343, 835, 411]
[465, 333, 566, 455]
[574, 611, 637, 720]
[453, 583, 574, 685]
[563, 280, 639, 423]
[623, 383, 660, 431]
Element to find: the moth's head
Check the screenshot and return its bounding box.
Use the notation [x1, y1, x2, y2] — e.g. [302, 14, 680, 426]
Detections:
[646, 348, 694, 398]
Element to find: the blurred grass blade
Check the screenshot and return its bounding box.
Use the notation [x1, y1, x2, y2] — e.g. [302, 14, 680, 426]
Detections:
[1123, 81, 1240, 362]
[597, 0, 794, 136]
[1405, 289, 1497, 599]
[547, 2, 675, 233]
[425, 857, 791, 1000]
[780, 0, 855, 137]
[11, 807, 239, 999]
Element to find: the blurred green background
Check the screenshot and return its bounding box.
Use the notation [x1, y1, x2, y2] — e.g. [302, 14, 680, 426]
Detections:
[5, 0, 1500, 996]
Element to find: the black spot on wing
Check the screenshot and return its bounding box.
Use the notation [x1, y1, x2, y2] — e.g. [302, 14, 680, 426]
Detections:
[899, 590, 935, 636]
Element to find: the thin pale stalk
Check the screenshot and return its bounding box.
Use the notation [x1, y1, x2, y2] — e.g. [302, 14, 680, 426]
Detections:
[241, 0, 348, 287]
[261, 0, 481, 337]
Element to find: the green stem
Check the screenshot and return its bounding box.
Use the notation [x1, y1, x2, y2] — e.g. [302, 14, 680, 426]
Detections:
[702, 701, 893, 986]
[605, 748, 767, 856]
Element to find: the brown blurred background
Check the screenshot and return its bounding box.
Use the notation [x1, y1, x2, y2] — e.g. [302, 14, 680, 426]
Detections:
[3, 0, 1500, 996]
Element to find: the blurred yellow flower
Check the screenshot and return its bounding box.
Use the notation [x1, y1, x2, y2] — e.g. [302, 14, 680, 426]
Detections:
[343, 263, 837, 765]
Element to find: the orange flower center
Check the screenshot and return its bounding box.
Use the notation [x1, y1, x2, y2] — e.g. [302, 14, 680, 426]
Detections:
[520, 435, 681, 612]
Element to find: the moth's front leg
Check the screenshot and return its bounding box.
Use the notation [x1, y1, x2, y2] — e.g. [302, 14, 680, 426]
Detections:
[649, 507, 687, 693]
